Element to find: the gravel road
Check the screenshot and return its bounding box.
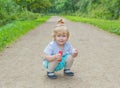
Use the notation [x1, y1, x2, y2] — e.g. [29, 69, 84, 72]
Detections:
[0, 16, 120, 88]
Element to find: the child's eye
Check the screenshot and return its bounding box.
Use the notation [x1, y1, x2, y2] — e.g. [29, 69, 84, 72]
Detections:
[62, 35, 66, 37]
[56, 34, 67, 37]
[57, 35, 61, 37]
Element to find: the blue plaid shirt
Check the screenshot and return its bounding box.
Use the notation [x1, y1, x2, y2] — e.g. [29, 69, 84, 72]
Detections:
[44, 41, 74, 56]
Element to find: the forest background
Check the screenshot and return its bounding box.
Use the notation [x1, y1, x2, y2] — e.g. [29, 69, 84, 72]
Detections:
[0, 0, 120, 26]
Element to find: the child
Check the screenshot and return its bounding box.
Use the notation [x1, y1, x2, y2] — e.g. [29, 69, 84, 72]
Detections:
[42, 19, 78, 79]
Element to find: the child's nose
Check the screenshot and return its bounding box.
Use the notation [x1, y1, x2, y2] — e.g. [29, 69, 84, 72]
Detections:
[60, 36, 63, 38]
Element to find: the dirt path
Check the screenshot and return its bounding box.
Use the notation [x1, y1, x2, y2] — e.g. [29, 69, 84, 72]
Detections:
[0, 16, 120, 88]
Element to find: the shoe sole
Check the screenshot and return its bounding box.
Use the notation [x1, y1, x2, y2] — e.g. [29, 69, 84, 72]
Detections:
[64, 73, 74, 76]
[47, 75, 57, 79]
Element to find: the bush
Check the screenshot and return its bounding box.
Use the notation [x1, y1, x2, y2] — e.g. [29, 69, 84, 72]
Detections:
[0, 16, 50, 51]
[0, 0, 20, 26]
[17, 11, 40, 21]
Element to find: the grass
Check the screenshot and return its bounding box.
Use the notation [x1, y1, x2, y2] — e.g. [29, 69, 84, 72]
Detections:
[64, 16, 120, 35]
[0, 16, 50, 51]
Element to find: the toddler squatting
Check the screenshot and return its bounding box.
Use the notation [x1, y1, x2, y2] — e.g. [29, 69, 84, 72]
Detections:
[42, 19, 78, 79]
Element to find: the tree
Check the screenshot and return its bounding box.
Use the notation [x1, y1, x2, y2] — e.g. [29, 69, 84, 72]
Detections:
[49, 0, 78, 14]
[0, 0, 20, 26]
[14, 0, 51, 13]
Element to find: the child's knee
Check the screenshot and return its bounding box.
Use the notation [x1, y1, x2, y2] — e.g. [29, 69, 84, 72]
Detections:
[66, 55, 74, 62]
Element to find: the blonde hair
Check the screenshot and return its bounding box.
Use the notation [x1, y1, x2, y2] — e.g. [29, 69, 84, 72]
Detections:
[52, 19, 70, 40]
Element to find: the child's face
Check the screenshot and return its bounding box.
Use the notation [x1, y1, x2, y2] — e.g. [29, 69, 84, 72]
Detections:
[55, 32, 68, 46]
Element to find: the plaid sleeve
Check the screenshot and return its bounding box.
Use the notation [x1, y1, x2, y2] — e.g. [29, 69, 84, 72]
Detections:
[65, 42, 74, 55]
[44, 43, 53, 55]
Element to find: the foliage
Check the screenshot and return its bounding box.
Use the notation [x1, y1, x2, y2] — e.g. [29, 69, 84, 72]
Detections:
[49, 0, 120, 20]
[0, 0, 20, 26]
[0, 0, 119, 22]
[49, 0, 78, 14]
[17, 11, 40, 21]
[14, 0, 51, 13]
[64, 16, 120, 35]
[86, 0, 120, 20]
[0, 0, 51, 26]
[0, 16, 50, 51]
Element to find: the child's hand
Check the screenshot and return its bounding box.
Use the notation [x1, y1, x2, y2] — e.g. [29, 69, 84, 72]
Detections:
[55, 53, 62, 61]
[72, 48, 78, 58]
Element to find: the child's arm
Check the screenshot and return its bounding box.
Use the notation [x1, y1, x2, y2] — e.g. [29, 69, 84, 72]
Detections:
[44, 53, 62, 62]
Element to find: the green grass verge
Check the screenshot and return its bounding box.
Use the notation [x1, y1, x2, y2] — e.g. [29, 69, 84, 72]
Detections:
[0, 16, 50, 51]
[64, 16, 120, 35]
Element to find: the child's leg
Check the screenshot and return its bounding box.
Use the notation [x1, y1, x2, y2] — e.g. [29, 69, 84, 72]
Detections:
[64, 55, 74, 76]
[64, 55, 74, 69]
[48, 60, 59, 72]
[47, 60, 59, 79]
[43, 59, 59, 79]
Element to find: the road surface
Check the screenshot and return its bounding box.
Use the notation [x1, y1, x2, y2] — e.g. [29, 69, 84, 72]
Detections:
[0, 16, 120, 88]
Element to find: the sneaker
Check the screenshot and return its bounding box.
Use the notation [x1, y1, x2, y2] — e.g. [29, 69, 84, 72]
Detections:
[47, 72, 57, 79]
[64, 69, 74, 76]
